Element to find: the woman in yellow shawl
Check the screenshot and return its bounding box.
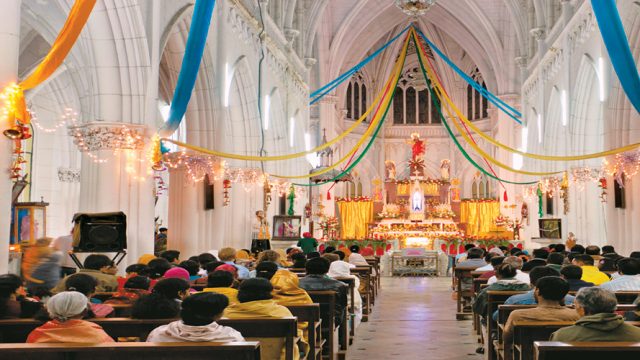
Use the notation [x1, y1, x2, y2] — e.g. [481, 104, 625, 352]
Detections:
[224, 278, 307, 360]
[271, 270, 313, 346]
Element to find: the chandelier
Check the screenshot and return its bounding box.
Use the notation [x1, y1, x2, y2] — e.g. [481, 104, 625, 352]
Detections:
[395, 0, 436, 17]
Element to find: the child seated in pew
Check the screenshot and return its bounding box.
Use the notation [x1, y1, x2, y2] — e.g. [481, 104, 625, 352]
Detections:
[193, 261, 227, 286]
[104, 276, 151, 305]
[178, 260, 202, 282]
[203, 270, 239, 305]
[116, 263, 150, 291]
[224, 278, 307, 360]
[131, 278, 190, 319]
[146, 292, 244, 343]
[502, 276, 580, 359]
[64, 274, 114, 318]
[27, 291, 114, 343]
[0, 274, 43, 319]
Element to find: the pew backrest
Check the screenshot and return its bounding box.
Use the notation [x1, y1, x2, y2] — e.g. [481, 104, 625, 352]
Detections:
[534, 341, 640, 360]
[0, 341, 261, 360]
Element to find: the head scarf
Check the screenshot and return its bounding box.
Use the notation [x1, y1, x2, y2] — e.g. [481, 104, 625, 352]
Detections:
[46, 291, 88, 322]
[138, 254, 156, 265]
[270, 270, 312, 305]
[164, 267, 190, 281]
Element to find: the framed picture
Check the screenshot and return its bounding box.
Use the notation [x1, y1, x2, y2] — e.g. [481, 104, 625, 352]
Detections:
[272, 215, 302, 240]
[539, 218, 562, 239]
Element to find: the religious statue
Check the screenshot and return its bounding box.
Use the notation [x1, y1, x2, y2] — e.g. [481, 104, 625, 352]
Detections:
[406, 133, 426, 176]
[566, 232, 577, 250]
[385, 160, 397, 180]
[409, 179, 425, 221]
[440, 159, 450, 180]
[255, 210, 271, 240]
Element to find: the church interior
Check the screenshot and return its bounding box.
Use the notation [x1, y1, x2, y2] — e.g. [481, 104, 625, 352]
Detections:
[1, 0, 640, 358]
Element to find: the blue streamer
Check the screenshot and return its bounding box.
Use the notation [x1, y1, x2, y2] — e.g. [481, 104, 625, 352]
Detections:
[309, 25, 411, 105]
[414, 27, 523, 124]
[159, 0, 216, 137]
[591, 0, 640, 114]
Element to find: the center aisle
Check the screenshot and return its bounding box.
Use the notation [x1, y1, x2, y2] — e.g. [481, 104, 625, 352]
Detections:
[346, 277, 481, 360]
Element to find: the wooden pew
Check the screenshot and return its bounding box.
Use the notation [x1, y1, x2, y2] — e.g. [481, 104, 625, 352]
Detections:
[454, 266, 478, 320]
[307, 290, 342, 360]
[0, 341, 261, 360]
[513, 321, 640, 360]
[498, 305, 637, 360]
[0, 317, 298, 359]
[471, 273, 488, 339]
[485, 290, 528, 360]
[334, 277, 356, 343]
[219, 318, 298, 360]
[351, 266, 374, 318]
[534, 341, 640, 360]
[287, 304, 324, 360]
[615, 291, 640, 304]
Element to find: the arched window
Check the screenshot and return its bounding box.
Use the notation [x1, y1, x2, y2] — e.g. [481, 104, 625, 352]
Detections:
[345, 73, 367, 121]
[471, 174, 493, 199]
[467, 68, 489, 121]
[392, 67, 442, 125]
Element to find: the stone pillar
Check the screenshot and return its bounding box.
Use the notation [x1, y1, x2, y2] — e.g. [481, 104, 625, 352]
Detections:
[73, 122, 155, 269]
[0, 0, 21, 274]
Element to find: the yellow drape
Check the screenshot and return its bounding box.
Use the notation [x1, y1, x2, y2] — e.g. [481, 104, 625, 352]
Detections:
[337, 201, 374, 239]
[460, 200, 500, 236]
[11, 0, 96, 125]
[397, 182, 439, 196]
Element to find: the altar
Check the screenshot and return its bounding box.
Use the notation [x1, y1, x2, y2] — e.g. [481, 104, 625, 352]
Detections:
[370, 218, 461, 249]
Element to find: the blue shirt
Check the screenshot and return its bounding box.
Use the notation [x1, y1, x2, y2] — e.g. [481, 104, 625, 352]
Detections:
[492, 290, 575, 321]
[225, 261, 250, 280]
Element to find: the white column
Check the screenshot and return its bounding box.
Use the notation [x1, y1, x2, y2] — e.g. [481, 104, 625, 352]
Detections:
[0, 0, 21, 274]
[75, 123, 155, 269]
[167, 167, 201, 257]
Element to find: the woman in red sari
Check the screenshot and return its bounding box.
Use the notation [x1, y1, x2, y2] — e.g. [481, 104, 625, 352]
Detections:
[27, 291, 114, 343]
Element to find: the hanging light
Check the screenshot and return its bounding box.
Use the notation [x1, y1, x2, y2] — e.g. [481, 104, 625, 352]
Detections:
[394, 0, 436, 17]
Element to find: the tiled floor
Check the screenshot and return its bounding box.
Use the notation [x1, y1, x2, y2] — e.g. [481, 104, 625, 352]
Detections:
[346, 276, 482, 360]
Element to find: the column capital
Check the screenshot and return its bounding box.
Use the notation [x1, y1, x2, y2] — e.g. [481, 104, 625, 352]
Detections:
[68, 122, 148, 152]
[529, 27, 546, 41]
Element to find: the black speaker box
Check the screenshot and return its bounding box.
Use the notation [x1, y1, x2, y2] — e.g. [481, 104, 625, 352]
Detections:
[72, 212, 127, 252]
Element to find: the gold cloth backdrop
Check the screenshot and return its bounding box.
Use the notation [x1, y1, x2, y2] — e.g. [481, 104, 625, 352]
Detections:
[396, 182, 439, 196]
[460, 200, 501, 236]
[337, 200, 374, 239]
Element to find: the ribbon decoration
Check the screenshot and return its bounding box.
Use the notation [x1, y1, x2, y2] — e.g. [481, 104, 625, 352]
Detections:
[415, 31, 560, 177]
[411, 30, 537, 185]
[274, 32, 411, 180]
[3, 0, 96, 126]
[310, 25, 411, 104]
[162, 61, 394, 162]
[414, 27, 523, 125]
[591, 0, 640, 114]
[291, 31, 413, 186]
[159, 0, 216, 137]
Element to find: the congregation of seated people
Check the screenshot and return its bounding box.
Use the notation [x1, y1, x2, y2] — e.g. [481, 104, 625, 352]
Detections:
[454, 242, 640, 358]
[0, 241, 377, 360]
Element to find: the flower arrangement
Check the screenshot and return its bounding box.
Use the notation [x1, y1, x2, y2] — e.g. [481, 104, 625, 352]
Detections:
[317, 215, 339, 240]
[429, 203, 455, 219]
[378, 203, 401, 218]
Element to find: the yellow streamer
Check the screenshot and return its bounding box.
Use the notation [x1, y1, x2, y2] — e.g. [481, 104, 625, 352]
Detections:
[7, 0, 97, 125]
[415, 33, 560, 176]
[162, 36, 409, 163]
[419, 29, 640, 161]
[271, 34, 411, 179]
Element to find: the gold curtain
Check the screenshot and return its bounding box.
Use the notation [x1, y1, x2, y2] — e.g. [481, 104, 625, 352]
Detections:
[397, 182, 439, 196]
[337, 201, 374, 239]
[397, 183, 410, 196]
[460, 201, 500, 236]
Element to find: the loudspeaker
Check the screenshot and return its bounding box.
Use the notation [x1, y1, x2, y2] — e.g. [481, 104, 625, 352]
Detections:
[72, 212, 127, 252]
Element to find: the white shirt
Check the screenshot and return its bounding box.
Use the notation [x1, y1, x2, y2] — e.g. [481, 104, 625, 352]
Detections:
[147, 321, 244, 343]
[599, 275, 640, 291]
[487, 270, 530, 285]
[476, 264, 494, 272]
[50, 235, 75, 268]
